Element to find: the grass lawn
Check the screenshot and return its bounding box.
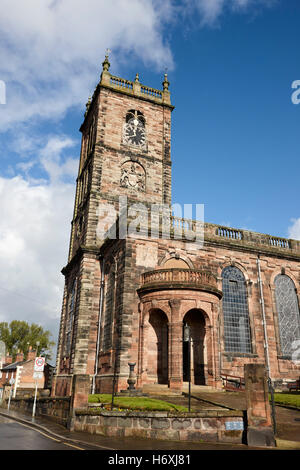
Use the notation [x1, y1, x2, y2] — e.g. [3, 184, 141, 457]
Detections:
[271, 393, 300, 409]
[88, 394, 188, 412]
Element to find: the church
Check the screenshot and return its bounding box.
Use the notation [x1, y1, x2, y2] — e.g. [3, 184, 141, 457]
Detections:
[52, 54, 300, 396]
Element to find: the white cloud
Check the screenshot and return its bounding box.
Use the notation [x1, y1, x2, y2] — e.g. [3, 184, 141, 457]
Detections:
[0, 135, 78, 359]
[0, 0, 174, 130]
[288, 218, 300, 241]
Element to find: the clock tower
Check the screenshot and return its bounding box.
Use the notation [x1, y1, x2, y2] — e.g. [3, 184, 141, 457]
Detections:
[53, 54, 174, 396]
[67, 53, 174, 261]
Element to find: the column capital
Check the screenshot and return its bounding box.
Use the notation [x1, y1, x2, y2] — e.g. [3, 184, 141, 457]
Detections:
[168, 298, 181, 309]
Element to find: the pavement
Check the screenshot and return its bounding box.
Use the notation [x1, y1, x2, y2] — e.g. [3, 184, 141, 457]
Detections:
[0, 385, 299, 451]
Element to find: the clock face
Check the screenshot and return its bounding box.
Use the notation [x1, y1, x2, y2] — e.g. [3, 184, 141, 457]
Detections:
[124, 118, 146, 148]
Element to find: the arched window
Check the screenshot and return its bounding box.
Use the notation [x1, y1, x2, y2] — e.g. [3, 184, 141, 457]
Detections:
[274, 274, 300, 357]
[65, 279, 77, 355]
[222, 266, 252, 353]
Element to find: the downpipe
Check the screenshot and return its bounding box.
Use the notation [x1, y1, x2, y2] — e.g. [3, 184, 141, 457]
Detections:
[91, 256, 105, 395]
[257, 254, 276, 435]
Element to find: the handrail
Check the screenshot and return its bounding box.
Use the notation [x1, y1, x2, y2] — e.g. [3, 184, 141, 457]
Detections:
[222, 374, 245, 391]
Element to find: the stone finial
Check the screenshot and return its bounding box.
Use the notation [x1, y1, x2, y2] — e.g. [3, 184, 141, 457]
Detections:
[84, 96, 91, 117]
[162, 72, 171, 105]
[162, 72, 170, 91]
[135, 73, 140, 83]
[102, 49, 111, 72]
[100, 50, 111, 86]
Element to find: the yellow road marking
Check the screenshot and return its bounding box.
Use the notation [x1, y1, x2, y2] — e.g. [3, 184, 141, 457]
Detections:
[13, 420, 83, 449]
[63, 442, 84, 450]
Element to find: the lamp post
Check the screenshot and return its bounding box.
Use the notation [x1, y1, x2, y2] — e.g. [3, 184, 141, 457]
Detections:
[183, 323, 191, 412]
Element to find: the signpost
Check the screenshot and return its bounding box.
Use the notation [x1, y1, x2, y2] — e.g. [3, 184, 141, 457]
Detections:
[32, 357, 45, 419]
[34, 357, 45, 372]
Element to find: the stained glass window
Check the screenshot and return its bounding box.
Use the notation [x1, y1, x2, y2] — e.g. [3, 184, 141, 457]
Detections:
[274, 274, 300, 357]
[222, 266, 252, 353]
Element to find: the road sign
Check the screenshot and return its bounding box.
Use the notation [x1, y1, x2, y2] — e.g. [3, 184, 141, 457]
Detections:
[33, 371, 43, 379]
[34, 357, 45, 372]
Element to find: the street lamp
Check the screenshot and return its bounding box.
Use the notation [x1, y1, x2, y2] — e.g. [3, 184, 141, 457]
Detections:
[183, 323, 191, 412]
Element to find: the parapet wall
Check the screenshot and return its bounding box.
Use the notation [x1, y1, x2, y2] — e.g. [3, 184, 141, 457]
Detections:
[74, 409, 245, 444]
[4, 396, 71, 426]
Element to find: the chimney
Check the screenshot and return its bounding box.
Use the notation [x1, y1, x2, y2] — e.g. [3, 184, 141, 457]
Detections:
[4, 354, 12, 365]
[16, 350, 24, 362]
[27, 346, 37, 361]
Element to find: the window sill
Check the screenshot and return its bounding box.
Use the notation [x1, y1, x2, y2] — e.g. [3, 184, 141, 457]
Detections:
[223, 353, 258, 359]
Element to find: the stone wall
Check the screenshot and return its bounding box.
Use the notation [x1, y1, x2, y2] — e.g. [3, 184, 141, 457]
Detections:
[74, 409, 245, 444]
[5, 396, 71, 426]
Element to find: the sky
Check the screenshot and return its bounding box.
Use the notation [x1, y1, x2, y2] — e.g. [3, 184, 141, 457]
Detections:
[0, 0, 299, 361]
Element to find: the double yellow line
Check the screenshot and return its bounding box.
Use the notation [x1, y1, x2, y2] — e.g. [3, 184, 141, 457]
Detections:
[16, 421, 84, 450]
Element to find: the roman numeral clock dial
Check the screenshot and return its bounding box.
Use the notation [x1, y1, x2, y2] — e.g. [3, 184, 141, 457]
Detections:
[123, 115, 146, 148]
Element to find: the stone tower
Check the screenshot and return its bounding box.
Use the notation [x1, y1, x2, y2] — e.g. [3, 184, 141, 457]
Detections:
[68, 53, 173, 262]
[53, 54, 174, 395]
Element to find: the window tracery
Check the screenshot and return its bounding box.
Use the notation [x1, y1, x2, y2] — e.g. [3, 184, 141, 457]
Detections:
[222, 266, 252, 353]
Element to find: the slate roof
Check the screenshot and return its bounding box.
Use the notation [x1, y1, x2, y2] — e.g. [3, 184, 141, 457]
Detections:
[1, 360, 54, 371]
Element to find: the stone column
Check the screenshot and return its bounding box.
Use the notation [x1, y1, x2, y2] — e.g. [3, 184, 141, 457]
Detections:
[68, 374, 90, 430]
[168, 299, 182, 390]
[244, 364, 276, 447]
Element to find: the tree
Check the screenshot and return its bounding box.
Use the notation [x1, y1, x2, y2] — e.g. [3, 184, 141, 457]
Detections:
[0, 321, 55, 361]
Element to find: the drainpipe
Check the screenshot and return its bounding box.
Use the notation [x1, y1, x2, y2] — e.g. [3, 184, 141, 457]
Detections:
[257, 254, 276, 434]
[92, 255, 105, 395]
[257, 255, 271, 377]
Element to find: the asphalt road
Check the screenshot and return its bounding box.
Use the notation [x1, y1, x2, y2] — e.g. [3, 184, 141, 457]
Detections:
[0, 416, 100, 450]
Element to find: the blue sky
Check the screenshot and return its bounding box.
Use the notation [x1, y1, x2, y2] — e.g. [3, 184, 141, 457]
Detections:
[0, 0, 299, 358]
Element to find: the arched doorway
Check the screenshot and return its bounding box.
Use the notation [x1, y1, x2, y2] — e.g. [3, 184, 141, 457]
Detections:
[148, 309, 169, 384]
[183, 309, 206, 385]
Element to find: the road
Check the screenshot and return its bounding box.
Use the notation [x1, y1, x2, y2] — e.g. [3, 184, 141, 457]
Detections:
[0, 412, 283, 456]
[0, 415, 100, 450]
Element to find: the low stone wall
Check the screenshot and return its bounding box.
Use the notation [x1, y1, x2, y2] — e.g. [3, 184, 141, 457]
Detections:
[4, 396, 71, 426]
[74, 409, 246, 444]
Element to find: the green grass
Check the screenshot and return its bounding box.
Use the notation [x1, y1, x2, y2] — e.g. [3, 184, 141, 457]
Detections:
[88, 394, 188, 412]
[270, 393, 300, 409]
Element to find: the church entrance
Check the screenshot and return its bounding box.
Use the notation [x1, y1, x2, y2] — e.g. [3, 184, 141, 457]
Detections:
[148, 309, 169, 384]
[182, 309, 206, 385]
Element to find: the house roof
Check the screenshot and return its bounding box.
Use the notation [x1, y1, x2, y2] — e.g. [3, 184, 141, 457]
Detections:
[1, 360, 54, 371]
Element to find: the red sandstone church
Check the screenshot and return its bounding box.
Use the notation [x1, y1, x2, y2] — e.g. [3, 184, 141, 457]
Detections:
[52, 54, 300, 397]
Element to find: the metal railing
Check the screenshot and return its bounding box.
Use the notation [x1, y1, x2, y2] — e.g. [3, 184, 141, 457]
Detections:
[222, 374, 245, 391]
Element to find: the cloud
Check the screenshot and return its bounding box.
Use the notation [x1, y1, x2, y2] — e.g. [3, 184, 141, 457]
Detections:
[0, 0, 174, 131]
[288, 218, 300, 241]
[0, 135, 78, 359]
[0, 0, 278, 130]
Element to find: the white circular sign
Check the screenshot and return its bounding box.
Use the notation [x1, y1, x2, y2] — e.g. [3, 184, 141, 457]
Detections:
[34, 357, 45, 371]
